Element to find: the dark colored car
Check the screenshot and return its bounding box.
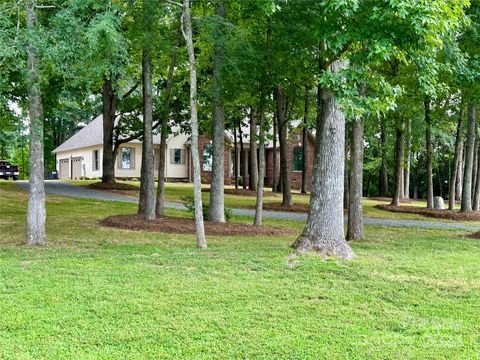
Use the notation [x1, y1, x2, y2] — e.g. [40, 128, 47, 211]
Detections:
[0, 160, 20, 180]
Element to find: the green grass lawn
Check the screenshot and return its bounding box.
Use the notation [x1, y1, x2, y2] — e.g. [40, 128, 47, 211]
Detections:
[1, 181, 479, 359]
[68, 179, 479, 224]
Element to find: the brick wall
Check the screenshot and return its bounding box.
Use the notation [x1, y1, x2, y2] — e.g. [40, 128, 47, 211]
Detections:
[196, 134, 232, 185]
[265, 129, 314, 191]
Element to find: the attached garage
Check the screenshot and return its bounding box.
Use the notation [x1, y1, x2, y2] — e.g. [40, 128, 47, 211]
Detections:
[59, 158, 69, 179]
[72, 157, 82, 179]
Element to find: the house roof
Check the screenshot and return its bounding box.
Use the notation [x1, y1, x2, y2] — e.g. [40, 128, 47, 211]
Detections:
[53, 115, 164, 153]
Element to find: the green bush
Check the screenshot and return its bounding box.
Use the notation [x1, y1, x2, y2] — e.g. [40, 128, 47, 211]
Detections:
[181, 195, 233, 221]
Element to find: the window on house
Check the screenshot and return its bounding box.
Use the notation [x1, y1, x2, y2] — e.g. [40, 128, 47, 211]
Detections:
[92, 150, 99, 171]
[120, 147, 134, 169]
[293, 146, 303, 171]
[202, 144, 213, 171]
[170, 148, 184, 165]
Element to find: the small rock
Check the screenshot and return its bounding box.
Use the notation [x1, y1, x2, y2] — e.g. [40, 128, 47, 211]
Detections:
[434, 196, 444, 209]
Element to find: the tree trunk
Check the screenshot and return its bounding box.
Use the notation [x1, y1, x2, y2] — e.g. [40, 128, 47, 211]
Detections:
[26, 0, 46, 245]
[233, 120, 239, 189]
[254, 103, 266, 226]
[343, 125, 349, 210]
[346, 87, 365, 241]
[456, 141, 465, 201]
[461, 104, 477, 212]
[182, 0, 206, 248]
[138, 48, 155, 220]
[379, 118, 388, 197]
[208, 1, 226, 222]
[391, 122, 404, 206]
[473, 146, 480, 211]
[249, 108, 258, 191]
[101, 78, 117, 184]
[275, 86, 292, 207]
[271, 109, 277, 192]
[156, 38, 177, 217]
[292, 59, 355, 259]
[238, 121, 246, 189]
[449, 110, 464, 210]
[404, 119, 411, 199]
[425, 98, 434, 209]
[473, 138, 479, 197]
[301, 87, 309, 194]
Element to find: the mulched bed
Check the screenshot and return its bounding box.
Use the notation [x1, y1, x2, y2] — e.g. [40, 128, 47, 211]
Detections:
[202, 188, 278, 197]
[369, 197, 413, 203]
[376, 204, 480, 221]
[261, 203, 310, 213]
[101, 214, 295, 236]
[468, 231, 480, 239]
[88, 182, 139, 191]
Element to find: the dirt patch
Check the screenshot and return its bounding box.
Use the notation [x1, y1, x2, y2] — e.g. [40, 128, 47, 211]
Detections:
[203, 188, 278, 197]
[261, 203, 310, 213]
[468, 231, 480, 239]
[376, 204, 480, 221]
[101, 214, 295, 236]
[88, 182, 139, 191]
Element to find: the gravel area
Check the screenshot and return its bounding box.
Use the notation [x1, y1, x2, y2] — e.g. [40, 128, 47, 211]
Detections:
[16, 181, 479, 231]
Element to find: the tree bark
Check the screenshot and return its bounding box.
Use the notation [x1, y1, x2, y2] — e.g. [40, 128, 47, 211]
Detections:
[448, 109, 464, 210]
[301, 87, 309, 194]
[346, 86, 365, 241]
[404, 119, 411, 199]
[233, 119, 239, 189]
[138, 47, 155, 220]
[292, 59, 354, 259]
[391, 122, 404, 206]
[473, 146, 480, 211]
[456, 141, 465, 201]
[156, 40, 177, 217]
[343, 125, 350, 210]
[101, 78, 117, 184]
[425, 98, 434, 209]
[275, 86, 292, 207]
[271, 109, 277, 192]
[379, 118, 388, 197]
[208, 1, 226, 222]
[461, 104, 477, 212]
[238, 120, 246, 189]
[26, 0, 46, 245]
[182, 0, 206, 248]
[473, 138, 479, 197]
[249, 108, 258, 191]
[254, 103, 266, 225]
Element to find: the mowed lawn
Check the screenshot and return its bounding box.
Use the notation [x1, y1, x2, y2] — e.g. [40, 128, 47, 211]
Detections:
[0, 182, 479, 359]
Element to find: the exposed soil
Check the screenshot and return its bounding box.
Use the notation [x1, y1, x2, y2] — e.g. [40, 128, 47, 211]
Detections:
[88, 182, 139, 191]
[468, 231, 480, 239]
[376, 204, 480, 222]
[203, 188, 278, 197]
[101, 214, 295, 236]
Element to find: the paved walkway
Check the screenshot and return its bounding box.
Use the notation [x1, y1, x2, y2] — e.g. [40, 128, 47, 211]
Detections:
[16, 181, 479, 231]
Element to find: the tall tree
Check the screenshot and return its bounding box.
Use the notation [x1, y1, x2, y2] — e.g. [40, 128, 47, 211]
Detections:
[449, 109, 464, 210]
[26, 0, 46, 245]
[461, 104, 477, 212]
[182, 0, 206, 248]
[208, 1, 226, 222]
[425, 98, 434, 209]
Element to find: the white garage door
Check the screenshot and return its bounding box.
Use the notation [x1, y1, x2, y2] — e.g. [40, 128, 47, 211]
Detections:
[59, 159, 69, 179]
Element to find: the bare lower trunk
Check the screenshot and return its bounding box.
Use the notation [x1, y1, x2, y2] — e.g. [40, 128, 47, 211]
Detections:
[271, 110, 277, 192]
[404, 119, 411, 199]
[461, 104, 477, 212]
[425, 98, 434, 209]
[456, 141, 464, 201]
[138, 48, 155, 220]
[343, 125, 349, 210]
[102, 78, 117, 184]
[26, 0, 46, 245]
[449, 110, 464, 210]
[238, 121, 246, 189]
[276, 86, 292, 207]
[156, 39, 177, 217]
[254, 105, 266, 226]
[473, 138, 479, 197]
[346, 88, 365, 241]
[391, 123, 404, 206]
[301, 88, 308, 194]
[292, 60, 354, 259]
[474, 148, 480, 211]
[233, 122, 239, 189]
[249, 108, 258, 191]
[379, 118, 388, 197]
[182, 0, 206, 248]
[208, 1, 226, 222]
